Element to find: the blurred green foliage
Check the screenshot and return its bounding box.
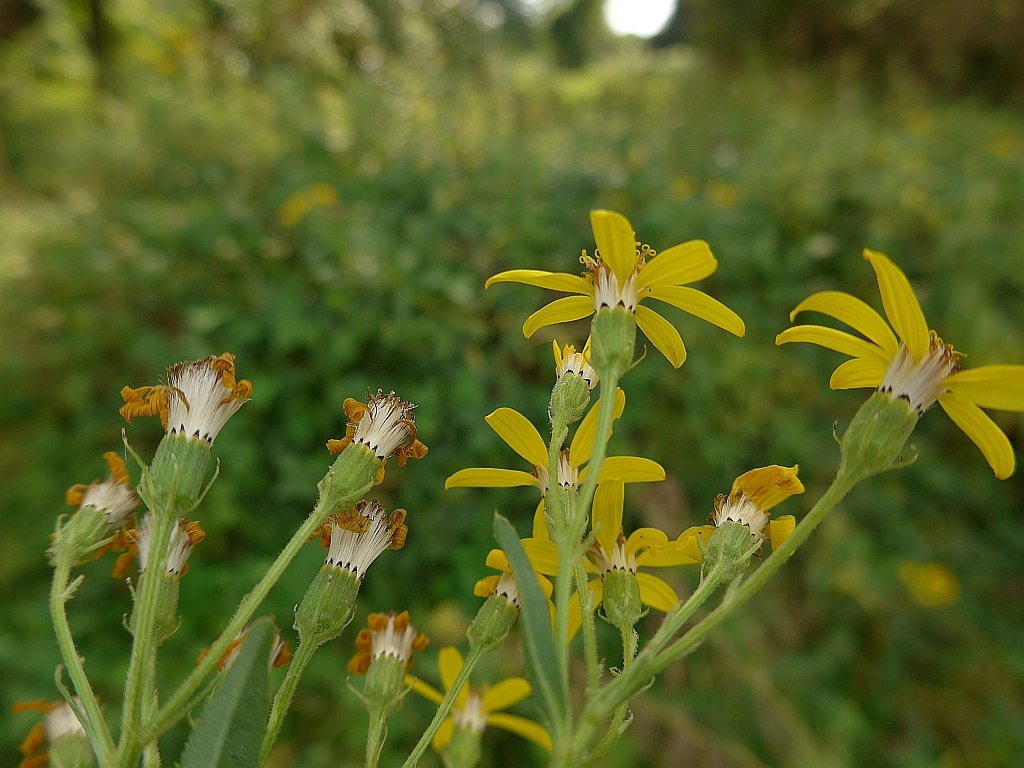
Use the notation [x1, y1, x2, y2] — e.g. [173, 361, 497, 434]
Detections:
[2, 1, 1024, 766]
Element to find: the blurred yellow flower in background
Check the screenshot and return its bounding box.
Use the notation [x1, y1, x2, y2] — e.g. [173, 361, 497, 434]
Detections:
[898, 562, 961, 608]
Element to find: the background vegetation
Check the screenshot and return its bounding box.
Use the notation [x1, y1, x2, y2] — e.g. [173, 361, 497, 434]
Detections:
[2, 0, 1024, 765]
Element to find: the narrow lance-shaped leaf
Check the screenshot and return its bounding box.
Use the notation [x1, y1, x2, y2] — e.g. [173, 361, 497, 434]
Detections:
[179, 617, 276, 768]
[492, 513, 566, 727]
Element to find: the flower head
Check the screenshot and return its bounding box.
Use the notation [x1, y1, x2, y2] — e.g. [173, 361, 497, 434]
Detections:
[408, 647, 552, 753]
[197, 623, 292, 672]
[64, 451, 139, 531]
[120, 353, 251, 444]
[778, 249, 1024, 478]
[326, 390, 428, 484]
[112, 515, 206, 578]
[347, 611, 429, 675]
[13, 699, 87, 768]
[711, 465, 804, 546]
[445, 390, 662, 508]
[313, 500, 408, 579]
[553, 338, 598, 391]
[486, 210, 745, 368]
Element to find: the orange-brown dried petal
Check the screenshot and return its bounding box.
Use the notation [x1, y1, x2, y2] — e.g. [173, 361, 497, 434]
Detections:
[393, 611, 410, 632]
[65, 485, 89, 507]
[20, 753, 50, 768]
[103, 452, 131, 485]
[18, 723, 47, 757]
[347, 651, 371, 675]
[355, 628, 374, 650]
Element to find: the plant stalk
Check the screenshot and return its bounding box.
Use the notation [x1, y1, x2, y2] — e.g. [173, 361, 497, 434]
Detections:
[259, 637, 318, 765]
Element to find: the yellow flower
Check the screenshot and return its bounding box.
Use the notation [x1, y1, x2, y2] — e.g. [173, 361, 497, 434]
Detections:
[552, 338, 598, 390]
[777, 249, 1024, 479]
[564, 480, 708, 635]
[485, 210, 745, 368]
[445, 390, 663, 506]
[897, 562, 961, 608]
[407, 647, 552, 752]
[711, 465, 803, 547]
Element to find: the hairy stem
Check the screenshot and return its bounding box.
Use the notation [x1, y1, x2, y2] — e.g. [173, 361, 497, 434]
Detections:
[259, 638, 318, 766]
[365, 708, 388, 768]
[401, 645, 484, 768]
[574, 561, 600, 692]
[50, 557, 117, 763]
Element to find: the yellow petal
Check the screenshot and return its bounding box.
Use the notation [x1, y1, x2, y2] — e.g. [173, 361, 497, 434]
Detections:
[432, 717, 455, 752]
[486, 713, 553, 751]
[445, 468, 540, 490]
[538, 573, 555, 600]
[768, 515, 796, 551]
[731, 465, 804, 511]
[475, 575, 500, 598]
[523, 296, 595, 339]
[590, 209, 637, 285]
[642, 286, 744, 337]
[532, 498, 549, 541]
[438, 646, 465, 692]
[775, 325, 889, 367]
[485, 408, 548, 468]
[569, 388, 626, 467]
[407, 675, 444, 705]
[593, 456, 666, 484]
[551, 339, 562, 366]
[485, 269, 593, 295]
[789, 290, 899, 359]
[637, 529, 702, 567]
[829, 358, 886, 391]
[944, 365, 1024, 411]
[636, 573, 678, 612]
[521, 538, 561, 576]
[567, 580, 603, 641]
[863, 249, 930, 360]
[592, 478, 624, 554]
[636, 240, 717, 290]
[636, 305, 687, 368]
[481, 678, 532, 713]
[485, 548, 510, 572]
[938, 392, 1016, 479]
[625, 527, 669, 558]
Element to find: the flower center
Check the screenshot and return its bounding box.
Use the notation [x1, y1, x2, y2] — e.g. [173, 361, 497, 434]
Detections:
[557, 451, 578, 488]
[494, 571, 521, 608]
[453, 691, 488, 734]
[556, 348, 598, 390]
[589, 534, 636, 575]
[878, 334, 961, 414]
[325, 501, 407, 579]
[353, 390, 417, 459]
[712, 493, 769, 538]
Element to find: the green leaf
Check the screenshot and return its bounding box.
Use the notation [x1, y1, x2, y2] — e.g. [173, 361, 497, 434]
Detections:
[492, 512, 566, 728]
[179, 618, 275, 768]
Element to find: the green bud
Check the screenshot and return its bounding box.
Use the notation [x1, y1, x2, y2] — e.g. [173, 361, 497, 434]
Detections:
[467, 594, 518, 654]
[49, 508, 112, 569]
[49, 731, 95, 768]
[838, 391, 920, 482]
[295, 565, 360, 648]
[363, 655, 409, 718]
[549, 373, 592, 427]
[590, 307, 636, 379]
[147, 433, 213, 515]
[601, 570, 643, 631]
[317, 444, 381, 515]
[702, 521, 758, 581]
[441, 726, 483, 768]
[131, 571, 181, 645]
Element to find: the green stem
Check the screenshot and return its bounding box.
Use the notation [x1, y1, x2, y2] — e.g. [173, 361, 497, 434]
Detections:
[365, 708, 388, 768]
[401, 645, 484, 768]
[574, 376, 618, 533]
[574, 561, 600, 692]
[259, 638, 318, 766]
[50, 557, 117, 763]
[575, 469, 859, 757]
[141, 501, 331, 743]
[117, 513, 174, 768]
[547, 417, 572, 706]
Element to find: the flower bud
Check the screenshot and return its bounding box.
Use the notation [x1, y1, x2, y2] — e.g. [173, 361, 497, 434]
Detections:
[549, 340, 597, 427]
[702, 520, 757, 581]
[838, 391, 920, 482]
[348, 612, 428, 717]
[441, 724, 483, 768]
[466, 593, 518, 655]
[295, 567, 360, 648]
[590, 307, 636, 379]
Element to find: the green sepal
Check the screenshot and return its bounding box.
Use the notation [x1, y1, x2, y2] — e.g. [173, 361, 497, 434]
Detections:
[441, 726, 483, 768]
[466, 594, 518, 654]
[492, 513, 566, 728]
[549, 373, 591, 427]
[295, 565, 360, 648]
[128, 571, 182, 645]
[838, 391, 920, 482]
[147, 433, 213, 516]
[601, 570, 643, 632]
[317, 444, 381, 515]
[48, 733, 96, 768]
[179, 617, 276, 768]
[363, 655, 409, 718]
[48, 507, 112, 568]
[590, 307, 637, 380]
[702, 521, 756, 581]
